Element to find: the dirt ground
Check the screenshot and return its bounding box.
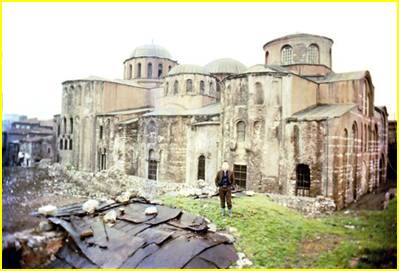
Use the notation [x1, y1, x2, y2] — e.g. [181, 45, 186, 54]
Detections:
[2, 167, 86, 234]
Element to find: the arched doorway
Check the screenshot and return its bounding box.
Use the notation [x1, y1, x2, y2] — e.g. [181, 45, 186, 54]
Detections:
[295, 164, 311, 196]
[197, 155, 205, 180]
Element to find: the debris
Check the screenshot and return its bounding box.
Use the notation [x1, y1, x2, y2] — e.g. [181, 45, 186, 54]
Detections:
[218, 232, 235, 243]
[82, 199, 99, 214]
[245, 191, 255, 196]
[344, 225, 356, 230]
[119, 208, 125, 215]
[208, 223, 217, 232]
[227, 226, 238, 234]
[79, 229, 94, 239]
[38, 221, 53, 232]
[38, 205, 57, 216]
[116, 192, 131, 204]
[145, 206, 158, 215]
[103, 210, 117, 223]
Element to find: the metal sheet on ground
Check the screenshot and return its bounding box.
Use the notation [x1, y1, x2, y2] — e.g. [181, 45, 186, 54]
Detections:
[120, 243, 160, 268]
[195, 243, 238, 268]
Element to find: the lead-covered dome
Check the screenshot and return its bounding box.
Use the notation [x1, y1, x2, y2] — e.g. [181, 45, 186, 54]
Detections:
[167, 64, 209, 76]
[129, 44, 172, 59]
[205, 58, 247, 74]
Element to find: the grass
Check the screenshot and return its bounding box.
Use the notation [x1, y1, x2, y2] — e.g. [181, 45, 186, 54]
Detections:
[161, 194, 397, 268]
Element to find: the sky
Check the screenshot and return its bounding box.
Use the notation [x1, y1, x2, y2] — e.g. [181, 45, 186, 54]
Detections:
[2, 2, 397, 120]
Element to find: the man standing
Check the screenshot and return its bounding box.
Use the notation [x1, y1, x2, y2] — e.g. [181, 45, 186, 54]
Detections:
[215, 161, 235, 217]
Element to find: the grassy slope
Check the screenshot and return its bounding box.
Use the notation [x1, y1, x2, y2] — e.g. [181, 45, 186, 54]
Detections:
[161, 195, 397, 268]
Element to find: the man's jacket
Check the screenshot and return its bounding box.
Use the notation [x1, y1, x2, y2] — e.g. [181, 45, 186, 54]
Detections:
[215, 170, 235, 187]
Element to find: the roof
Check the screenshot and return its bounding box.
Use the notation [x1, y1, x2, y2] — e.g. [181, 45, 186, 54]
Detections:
[167, 64, 209, 76]
[129, 44, 172, 59]
[63, 76, 149, 89]
[315, 71, 370, 83]
[263, 33, 334, 49]
[288, 104, 357, 121]
[118, 117, 139, 125]
[143, 103, 220, 117]
[38, 198, 238, 268]
[204, 58, 247, 74]
[244, 64, 290, 74]
[99, 107, 153, 116]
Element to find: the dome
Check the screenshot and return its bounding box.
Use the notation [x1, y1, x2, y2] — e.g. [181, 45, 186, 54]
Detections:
[204, 58, 247, 74]
[129, 44, 172, 59]
[168, 64, 209, 76]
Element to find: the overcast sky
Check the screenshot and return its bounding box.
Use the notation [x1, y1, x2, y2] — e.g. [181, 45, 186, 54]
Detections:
[3, 2, 397, 120]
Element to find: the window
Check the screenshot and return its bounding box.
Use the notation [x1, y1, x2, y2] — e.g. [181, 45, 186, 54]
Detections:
[307, 44, 319, 64]
[265, 51, 269, 64]
[186, 79, 193, 93]
[158, 63, 163, 78]
[48, 148, 51, 154]
[200, 81, 205, 95]
[137, 63, 142, 78]
[129, 64, 133, 79]
[63, 117, 67, 134]
[295, 164, 311, 196]
[237, 121, 246, 142]
[352, 122, 358, 152]
[99, 125, 103, 139]
[209, 81, 215, 95]
[69, 139, 73, 150]
[233, 164, 247, 189]
[281, 45, 293, 65]
[59, 139, 63, 150]
[174, 80, 179, 95]
[99, 148, 107, 170]
[165, 82, 169, 96]
[57, 124, 60, 136]
[255, 82, 264, 105]
[148, 150, 157, 180]
[147, 62, 153, 78]
[197, 155, 206, 180]
[147, 120, 156, 134]
[168, 65, 172, 71]
[70, 117, 73, 134]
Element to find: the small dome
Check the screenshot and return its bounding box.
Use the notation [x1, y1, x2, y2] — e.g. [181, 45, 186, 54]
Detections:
[205, 58, 246, 74]
[129, 44, 172, 59]
[168, 64, 209, 76]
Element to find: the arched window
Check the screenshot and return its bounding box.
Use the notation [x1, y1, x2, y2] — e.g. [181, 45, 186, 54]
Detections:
[158, 63, 163, 78]
[265, 51, 269, 64]
[307, 44, 319, 64]
[137, 63, 142, 78]
[69, 139, 73, 150]
[165, 82, 169, 96]
[255, 82, 264, 105]
[147, 62, 153, 78]
[173, 80, 179, 95]
[76, 85, 82, 106]
[70, 117, 73, 134]
[209, 81, 215, 95]
[281, 45, 293, 65]
[148, 149, 157, 180]
[63, 117, 67, 134]
[186, 79, 193, 92]
[129, 64, 133, 79]
[99, 125, 103, 139]
[197, 155, 206, 180]
[100, 148, 107, 170]
[296, 164, 311, 196]
[57, 124, 60, 136]
[200, 80, 205, 95]
[147, 120, 156, 134]
[168, 65, 172, 71]
[352, 122, 358, 152]
[237, 121, 246, 142]
[59, 139, 63, 150]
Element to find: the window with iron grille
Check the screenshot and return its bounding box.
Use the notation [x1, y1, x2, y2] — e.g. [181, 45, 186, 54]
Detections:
[296, 164, 311, 196]
[197, 155, 205, 180]
[233, 164, 247, 189]
[148, 150, 157, 180]
[281, 45, 293, 65]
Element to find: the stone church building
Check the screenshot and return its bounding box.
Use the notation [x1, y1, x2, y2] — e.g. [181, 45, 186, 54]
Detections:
[56, 33, 388, 209]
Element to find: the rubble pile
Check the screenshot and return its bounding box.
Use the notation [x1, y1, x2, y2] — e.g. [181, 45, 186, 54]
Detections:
[43, 163, 218, 200]
[265, 193, 336, 217]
